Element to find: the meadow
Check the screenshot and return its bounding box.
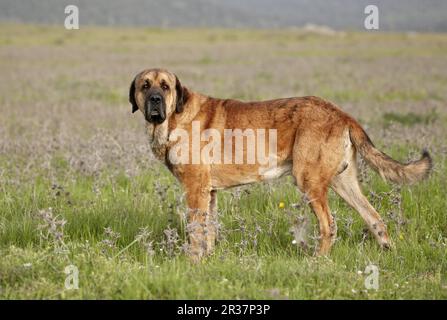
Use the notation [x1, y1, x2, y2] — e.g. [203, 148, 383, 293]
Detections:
[0, 24, 446, 299]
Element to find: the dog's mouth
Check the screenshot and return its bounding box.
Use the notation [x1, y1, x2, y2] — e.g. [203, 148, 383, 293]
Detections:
[147, 108, 165, 124]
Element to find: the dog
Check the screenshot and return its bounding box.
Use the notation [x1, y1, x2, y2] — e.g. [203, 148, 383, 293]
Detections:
[129, 68, 432, 262]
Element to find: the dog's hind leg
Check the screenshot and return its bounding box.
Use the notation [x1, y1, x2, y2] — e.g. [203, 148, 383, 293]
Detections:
[291, 126, 346, 255]
[292, 158, 337, 255]
[331, 152, 391, 249]
[305, 184, 335, 255]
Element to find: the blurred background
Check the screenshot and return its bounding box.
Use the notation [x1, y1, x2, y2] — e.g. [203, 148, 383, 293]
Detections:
[1, 0, 447, 31]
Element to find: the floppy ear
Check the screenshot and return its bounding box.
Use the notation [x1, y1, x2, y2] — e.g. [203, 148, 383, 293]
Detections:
[175, 75, 188, 114]
[129, 78, 138, 113]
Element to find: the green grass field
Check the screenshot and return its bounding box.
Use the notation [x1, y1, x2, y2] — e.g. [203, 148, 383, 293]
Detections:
[0, 24, 446, 299]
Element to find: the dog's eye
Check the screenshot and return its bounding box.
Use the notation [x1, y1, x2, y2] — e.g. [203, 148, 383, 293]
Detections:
[161, 83, 169, 91]
[143, 82, 150, 89]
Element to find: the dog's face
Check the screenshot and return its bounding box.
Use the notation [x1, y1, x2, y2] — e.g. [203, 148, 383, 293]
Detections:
[129, 68, 186, 124]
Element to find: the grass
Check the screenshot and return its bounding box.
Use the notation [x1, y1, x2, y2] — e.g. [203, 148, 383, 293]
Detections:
[0, 24, 447, 299]
[1, 166, 446, 299]
[382, 109, 439, 127]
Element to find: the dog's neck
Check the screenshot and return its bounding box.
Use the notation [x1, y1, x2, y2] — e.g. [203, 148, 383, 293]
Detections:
[146, 89, 207, 162]
[172, 90, 208, 125]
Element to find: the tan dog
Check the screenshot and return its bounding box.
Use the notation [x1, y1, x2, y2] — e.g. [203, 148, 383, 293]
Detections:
[129, 68, 432, 262]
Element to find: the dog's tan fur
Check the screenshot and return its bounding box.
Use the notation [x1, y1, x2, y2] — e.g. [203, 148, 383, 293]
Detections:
[129, 68, 432, 261]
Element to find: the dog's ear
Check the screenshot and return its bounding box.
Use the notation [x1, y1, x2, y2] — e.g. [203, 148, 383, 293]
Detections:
[175, 75, 188, 114]
[129, 78, 138, 113]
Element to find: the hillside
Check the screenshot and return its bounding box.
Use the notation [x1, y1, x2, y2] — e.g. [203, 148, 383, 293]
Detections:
[0, 0, 446, 31]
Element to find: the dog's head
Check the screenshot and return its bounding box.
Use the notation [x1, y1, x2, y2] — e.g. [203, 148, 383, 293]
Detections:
[129, 68, 188, 124]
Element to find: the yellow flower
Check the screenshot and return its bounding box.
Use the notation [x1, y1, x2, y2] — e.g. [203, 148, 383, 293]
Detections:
[399, 233, 404, 240]
[278, 202, 285, 209]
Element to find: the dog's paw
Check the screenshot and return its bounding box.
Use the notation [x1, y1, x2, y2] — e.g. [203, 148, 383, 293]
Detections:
[380, 241, 392, 251]
[188, 252, 204, 264]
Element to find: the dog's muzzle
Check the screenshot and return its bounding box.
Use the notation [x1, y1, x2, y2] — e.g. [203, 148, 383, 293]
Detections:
[145, 94, 166, 124]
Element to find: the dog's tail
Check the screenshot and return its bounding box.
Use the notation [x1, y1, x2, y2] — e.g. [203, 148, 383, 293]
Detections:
[348, 120, 432, 184]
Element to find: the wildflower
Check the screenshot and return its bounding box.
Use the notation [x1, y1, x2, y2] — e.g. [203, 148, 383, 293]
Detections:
[278, 202, 285, 209]
[35, 208, 67, 249]
[100, 226, 121, 253]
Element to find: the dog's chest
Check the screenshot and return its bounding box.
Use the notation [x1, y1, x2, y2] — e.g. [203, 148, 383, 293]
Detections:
[146, 122, 169, 161]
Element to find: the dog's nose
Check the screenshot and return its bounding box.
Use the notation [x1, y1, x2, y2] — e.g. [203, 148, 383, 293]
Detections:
[149, 94, 162, 105]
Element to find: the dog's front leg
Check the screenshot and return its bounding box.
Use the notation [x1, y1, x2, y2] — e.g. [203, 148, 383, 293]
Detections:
[206, 190, 218, 255]
[182, 173, 212, 262]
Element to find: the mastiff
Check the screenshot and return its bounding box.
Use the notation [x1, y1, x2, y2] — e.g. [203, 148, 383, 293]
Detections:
[129, 68, 432, 262]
